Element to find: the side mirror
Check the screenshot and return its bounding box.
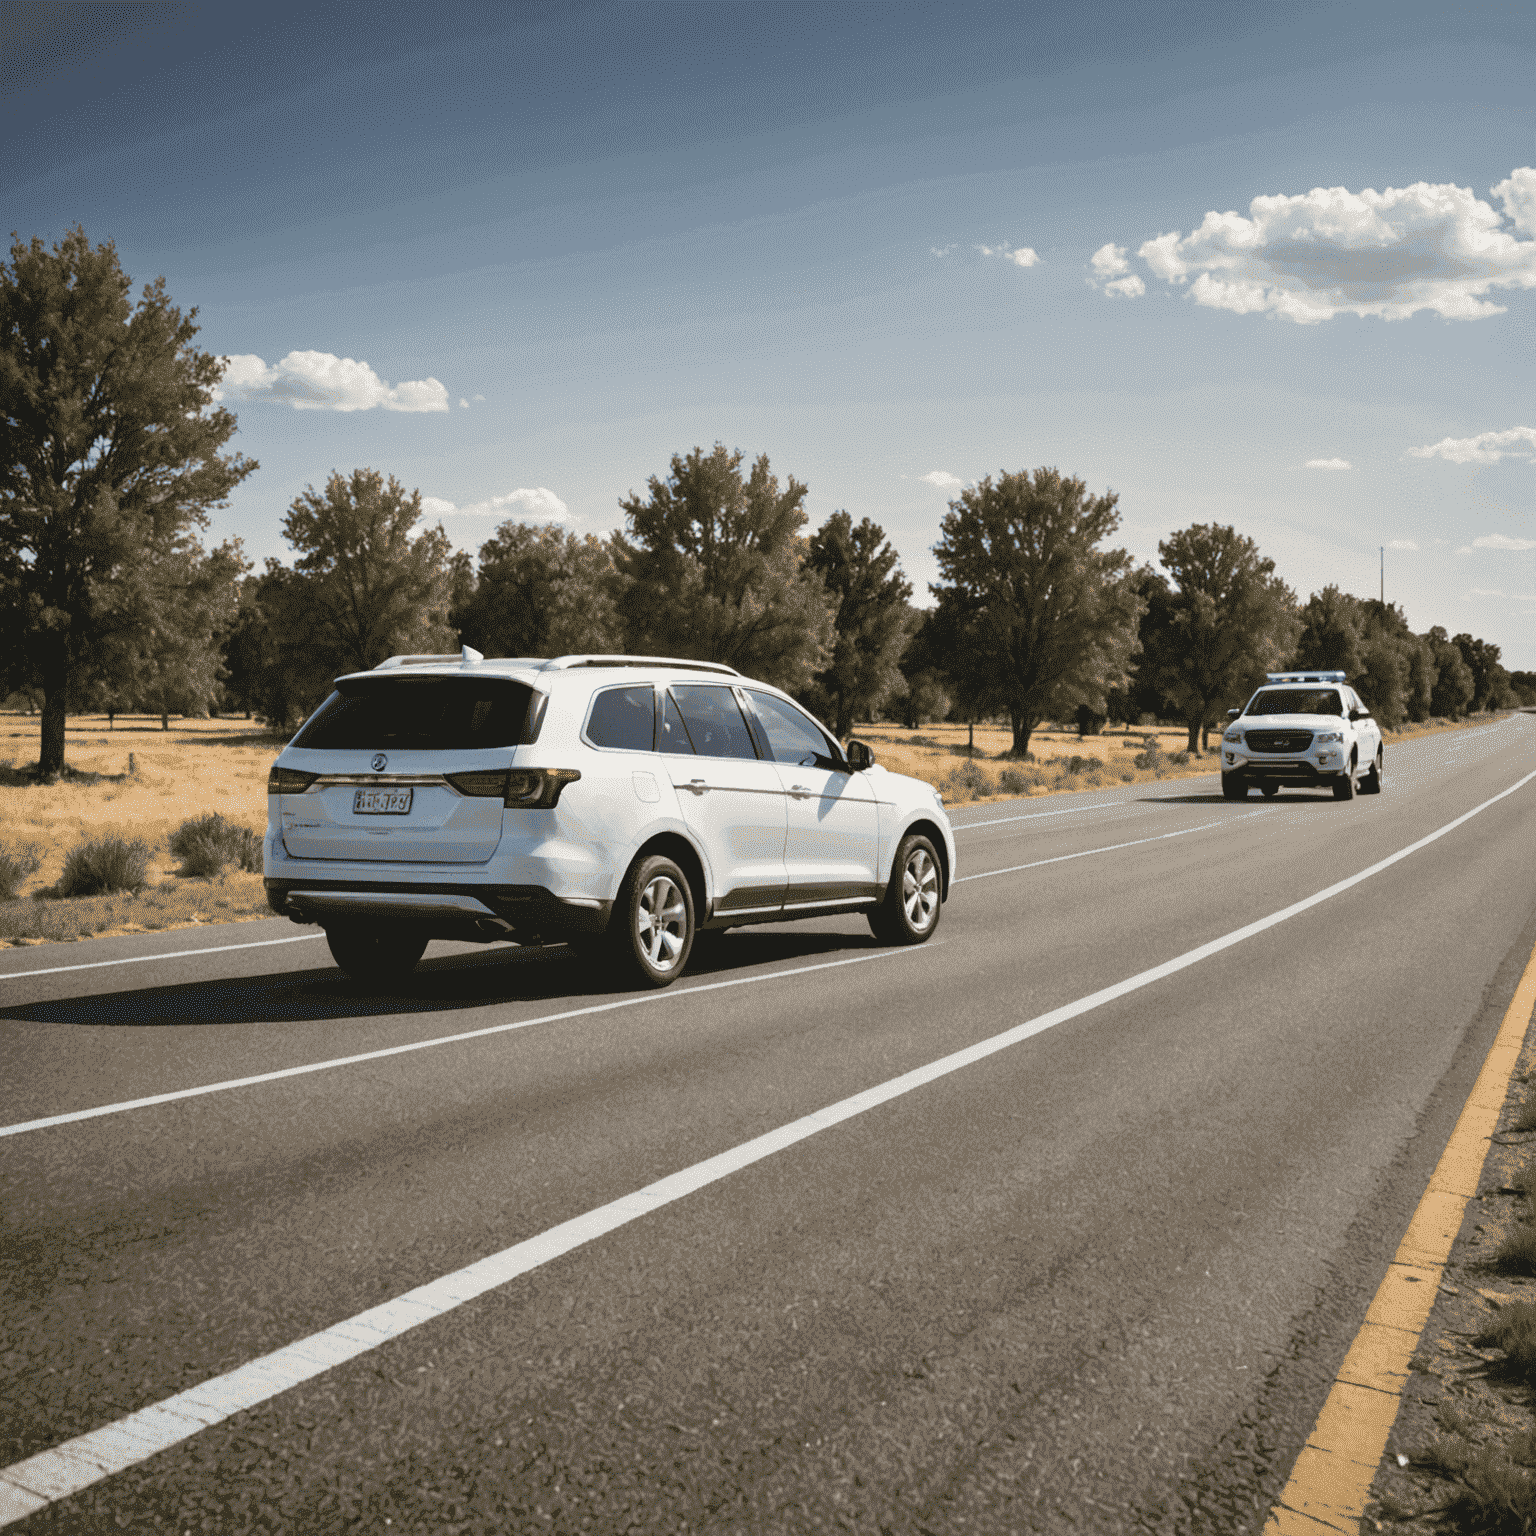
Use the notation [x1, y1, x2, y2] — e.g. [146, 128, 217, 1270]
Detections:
[1226, 708, 1240, 720]
[845, 738, 874, 772]
[1349, 708, 1368, 722]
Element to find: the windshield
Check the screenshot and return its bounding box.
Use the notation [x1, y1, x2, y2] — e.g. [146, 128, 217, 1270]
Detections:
[1247, 689, 1343, 717]
[290, 677, 539, 750]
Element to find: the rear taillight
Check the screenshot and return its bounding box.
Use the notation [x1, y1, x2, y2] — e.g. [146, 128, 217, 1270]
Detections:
[268, 766, 318, 795]
[445, 768, 581, 808]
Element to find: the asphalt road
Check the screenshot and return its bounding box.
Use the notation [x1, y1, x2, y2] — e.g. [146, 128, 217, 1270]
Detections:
[4, 718, 1535, 1535]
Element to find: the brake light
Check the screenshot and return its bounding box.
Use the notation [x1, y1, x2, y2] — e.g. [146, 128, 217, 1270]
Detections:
[444, 768, 581, 808]
[268, 766, 317, 795]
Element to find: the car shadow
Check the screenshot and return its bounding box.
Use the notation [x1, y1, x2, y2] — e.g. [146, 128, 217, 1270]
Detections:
[0, 930, 876, 1027]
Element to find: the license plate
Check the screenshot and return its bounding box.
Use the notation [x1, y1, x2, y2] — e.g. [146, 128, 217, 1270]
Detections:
[353, 787, 413, 815]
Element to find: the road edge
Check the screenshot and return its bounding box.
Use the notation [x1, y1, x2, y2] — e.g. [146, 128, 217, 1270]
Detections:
[1262, 929, 1536, 1533]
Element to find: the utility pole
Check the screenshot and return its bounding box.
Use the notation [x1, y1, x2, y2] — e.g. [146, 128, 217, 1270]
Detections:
[1380, 546, 1384, 605]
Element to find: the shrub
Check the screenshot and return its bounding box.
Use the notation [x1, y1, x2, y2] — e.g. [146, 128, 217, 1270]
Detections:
[1063, 755, 1103, 776]
[56, 836, 151, 896]
[0, 842, 42, 901]
[1476, 1300, 1536, 1374]
[1132, 736, 1166, 772]
[169, 813, 262, 877]
[940, 760, 994, 801]
[998, 764, 1049, 796]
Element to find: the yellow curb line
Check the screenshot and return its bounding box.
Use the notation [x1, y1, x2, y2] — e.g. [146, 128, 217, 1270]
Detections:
[1264, 936, 1536, 1535]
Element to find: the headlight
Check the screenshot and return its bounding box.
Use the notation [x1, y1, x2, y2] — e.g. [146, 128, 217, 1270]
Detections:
[1314, 731, 1344, 744]
[1223, 729, 1243, 743]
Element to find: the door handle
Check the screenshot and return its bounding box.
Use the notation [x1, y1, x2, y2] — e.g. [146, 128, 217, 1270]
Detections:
[686, 779, 709, 795]
[788, 784, 814, 798]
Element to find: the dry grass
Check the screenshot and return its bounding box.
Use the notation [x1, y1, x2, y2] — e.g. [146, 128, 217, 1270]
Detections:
[0, 713, 277, 945]
[856, 712, 1519, 804]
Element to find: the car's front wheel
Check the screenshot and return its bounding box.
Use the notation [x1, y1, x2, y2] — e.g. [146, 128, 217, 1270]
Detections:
[1360, 747, 1384, 795]
[325, 927, 428, 985]
[869, 833, 943, 945]
[610, 854, 694, 987]
[1222, 774, 1248, 800]
[1332, 760, 1356, 801]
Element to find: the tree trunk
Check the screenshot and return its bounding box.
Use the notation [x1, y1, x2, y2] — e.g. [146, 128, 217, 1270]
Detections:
[161, 711, 169, 731]
[1186, 720, 1200, 753]
[39, 691, 67, 776]
[1010, 717, 1034, 758]
[967, 721, 974, 758]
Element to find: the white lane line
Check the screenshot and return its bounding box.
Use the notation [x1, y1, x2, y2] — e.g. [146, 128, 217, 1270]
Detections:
[0, 932, 324, 983]
[0, 946, 934, 1140]
[951, 787, 1210, 832]
[3, 767, 1531, 1525]
[954, 814, 1261, 882]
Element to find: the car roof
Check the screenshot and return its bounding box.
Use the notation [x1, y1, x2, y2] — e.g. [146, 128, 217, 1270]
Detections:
[335, 652, 754, 687]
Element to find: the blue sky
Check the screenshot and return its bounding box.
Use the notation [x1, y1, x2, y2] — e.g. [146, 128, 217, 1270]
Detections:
[6, 0, 1534, 665]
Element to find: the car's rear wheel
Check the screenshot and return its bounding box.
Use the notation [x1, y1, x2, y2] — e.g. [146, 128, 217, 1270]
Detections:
[610, 854, 694, 988]
[869, 833, 942, 945]
[1222, 774, 1248, 800]
[1360, 747, 1383, 795]
[325, 927, 428, 985]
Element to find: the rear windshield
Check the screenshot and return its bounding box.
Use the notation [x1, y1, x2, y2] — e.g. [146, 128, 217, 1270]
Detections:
[291, 677, 539, 751]
[1247, 689, 1343, 717]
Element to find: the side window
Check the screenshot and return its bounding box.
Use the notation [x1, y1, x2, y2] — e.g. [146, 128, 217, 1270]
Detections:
[659, 691, 694, 754]
[746, 690, 838, 768]
[585, 686, 655, 751]
[670, 685, 758, 760]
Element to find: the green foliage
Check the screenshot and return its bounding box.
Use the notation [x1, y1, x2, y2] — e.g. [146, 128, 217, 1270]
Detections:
[1292, 590, 1443, 729]
[0, 841, 42, 901]
[168, 813, 261, 876]
[929, 467, 1142, 758]
[453, 521, 623, 659]
[56, 835, 151, 896]
[1426, 626, 1476, 718]
[0, 227, 257, 772]
[614, 444, 835, 692]
[1143, 523, 1300, 753]
[803, 512, 913, 737]
[1456, 632, 1516, 713]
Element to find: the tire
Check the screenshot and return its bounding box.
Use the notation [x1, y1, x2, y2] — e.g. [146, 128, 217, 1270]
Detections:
[1261, 784, 1279, 798]
[1332, 761, 1356, 801]
[1360, 747, 1383, 795]
[687, 927, 729, 968]
[325, 927, 428, 985]
[610, 854, 694, 988]
[868, 833, 943, 945]
[1221, 774, 1248, 801]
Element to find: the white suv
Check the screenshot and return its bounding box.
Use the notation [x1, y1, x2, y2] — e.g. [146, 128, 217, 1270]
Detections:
[264, 651, 956, 988]
[1220, 670, 1384, 801]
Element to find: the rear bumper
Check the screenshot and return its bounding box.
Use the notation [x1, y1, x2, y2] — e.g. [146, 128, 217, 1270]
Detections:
[264, 877, 611, 942]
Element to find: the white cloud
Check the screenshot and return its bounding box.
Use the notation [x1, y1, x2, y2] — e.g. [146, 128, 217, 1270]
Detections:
[977, 243, 1041, 268]
[458, 398, 469, 409]
[931, 244, 958, 258]
[424, 487, 569, 522]
[1406, 425, 1536, 464]
[919, 470, 964, 490]
[1305, 457, 1352, 470]
[215, 351, 450, 412]
[1472, 532, 1536, 550]
[1129, 167, 1536, 323]
[1090, 243, 1130, 278]
[1386, 539, 1418, 550]
[1088, 243, 1144, 299]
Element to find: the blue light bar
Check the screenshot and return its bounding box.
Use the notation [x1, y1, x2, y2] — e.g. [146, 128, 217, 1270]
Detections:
[1265, 671, 1346, 684]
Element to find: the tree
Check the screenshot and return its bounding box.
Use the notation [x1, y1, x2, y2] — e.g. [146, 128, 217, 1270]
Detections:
[1143, 524, 1299, 752]
[614, 444, 834, 692]
[453, 521, 623, 659]
[1424, 627, 1474, 719]
[803, 511, 913, 737]
[115, 539, 247, 726]
[929, 468, 1142, 758]
[281, 468, 458, 677]
[1453, 633, 1513, 713]
[0, 228, 256, 772]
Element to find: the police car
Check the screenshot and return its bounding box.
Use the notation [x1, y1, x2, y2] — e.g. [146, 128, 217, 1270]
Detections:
[1220, 671, 1384, 801]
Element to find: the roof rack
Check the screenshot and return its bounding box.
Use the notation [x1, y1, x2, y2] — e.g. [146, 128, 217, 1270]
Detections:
[376, 645, 484, 669]
[1266, 670, 1347, 684]
[539, 655, 742, 677]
